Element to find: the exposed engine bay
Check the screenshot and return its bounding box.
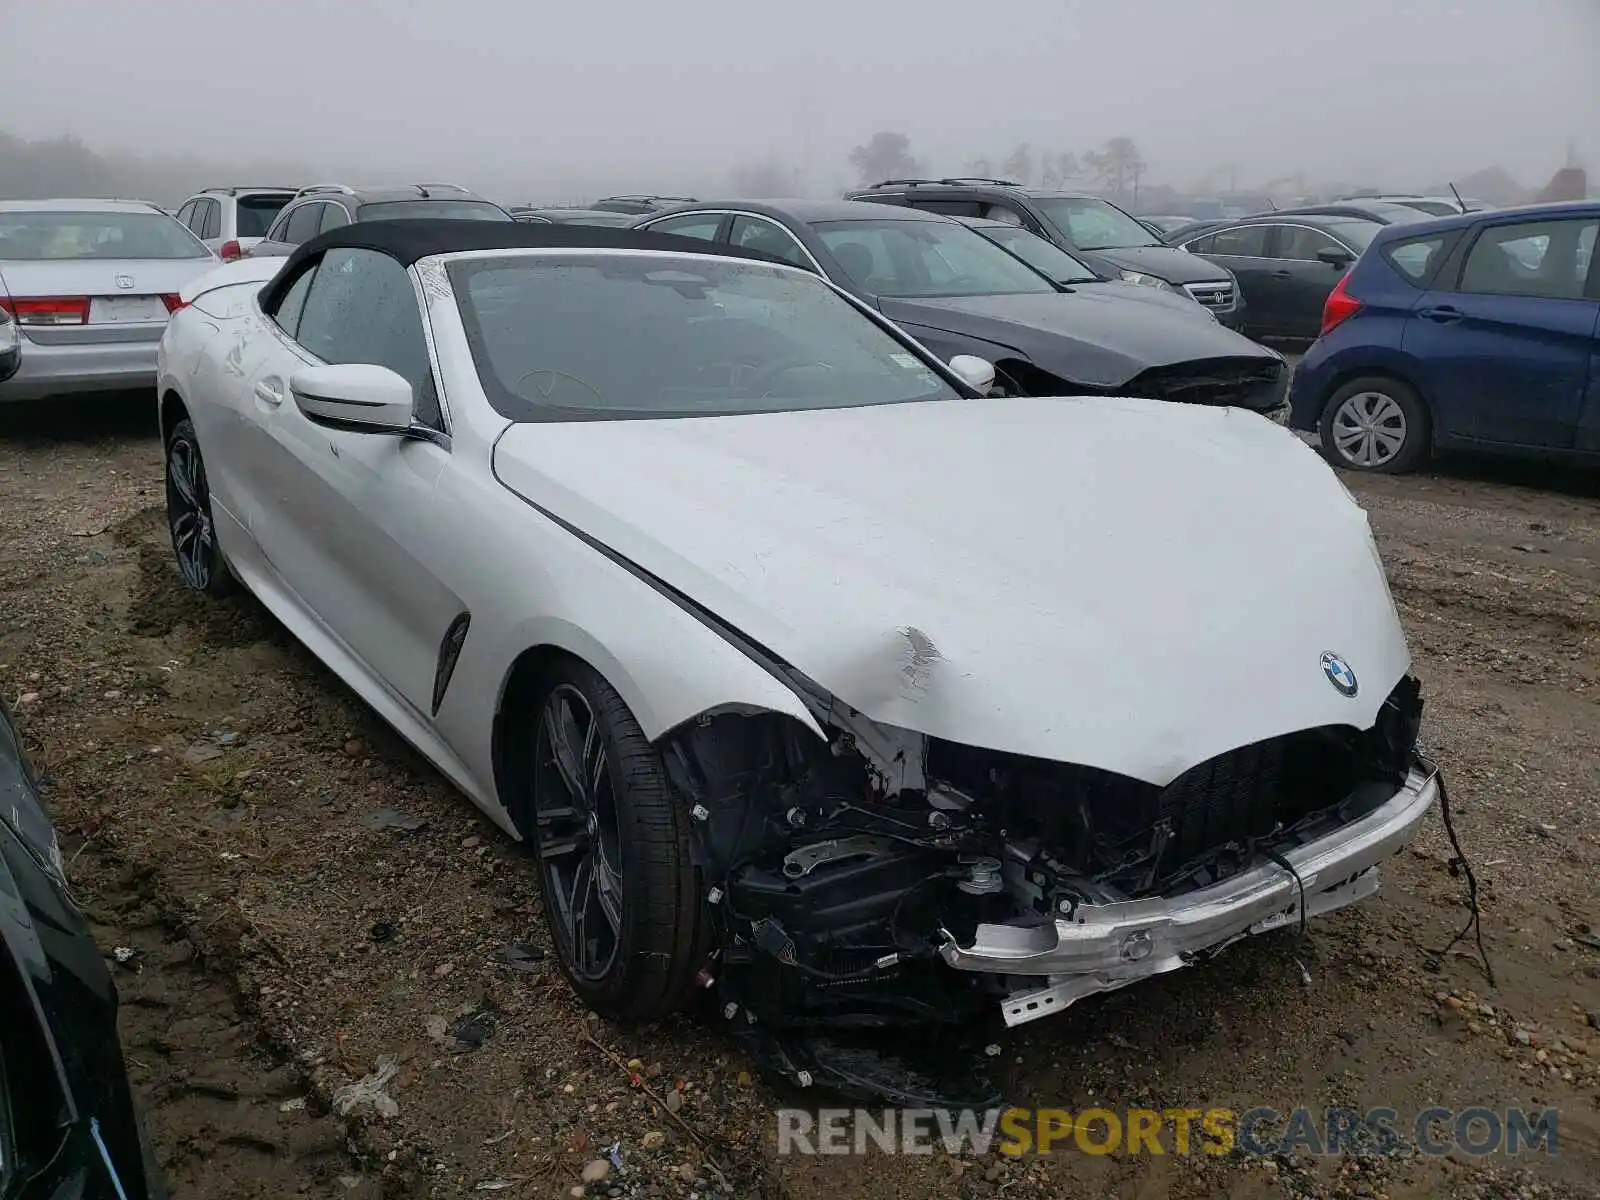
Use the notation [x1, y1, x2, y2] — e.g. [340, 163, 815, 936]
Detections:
[660, 675, 1426, 1101]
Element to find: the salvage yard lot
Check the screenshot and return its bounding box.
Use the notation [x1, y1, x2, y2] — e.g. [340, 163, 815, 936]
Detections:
[2, 396, 1597, 1200]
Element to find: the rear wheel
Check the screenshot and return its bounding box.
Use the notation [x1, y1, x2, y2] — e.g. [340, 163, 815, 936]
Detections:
[164, 418, 235, 595]
[1319, 376, 1430, 474]
[522, 657, 706, 1020]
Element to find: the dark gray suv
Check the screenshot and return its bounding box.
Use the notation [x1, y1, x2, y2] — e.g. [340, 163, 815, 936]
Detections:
[247, 182, 513, 256]
[844, 178, 1243, 328]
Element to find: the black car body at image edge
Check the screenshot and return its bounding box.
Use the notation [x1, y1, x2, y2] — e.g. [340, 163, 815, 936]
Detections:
[0, 700, 166, 1200]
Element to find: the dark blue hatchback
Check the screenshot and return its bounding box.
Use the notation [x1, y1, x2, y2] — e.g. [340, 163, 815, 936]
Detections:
[1287, 201, 1599, 473]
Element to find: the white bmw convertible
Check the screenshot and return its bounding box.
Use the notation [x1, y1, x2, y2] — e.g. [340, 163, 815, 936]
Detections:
[156, 220, 1436, 1076]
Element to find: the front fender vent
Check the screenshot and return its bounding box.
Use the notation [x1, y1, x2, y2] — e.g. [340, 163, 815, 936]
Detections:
[431, 612, 471, 715]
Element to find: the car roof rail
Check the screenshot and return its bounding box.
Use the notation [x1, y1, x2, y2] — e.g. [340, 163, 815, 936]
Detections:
[293, 183, 358, 199]
[200, 185, 298, 196]
[413, 182, 472, 196]
[597, 194, 696, 202]
[937, 176, 1023, 187]
[864, 178, 939, 188]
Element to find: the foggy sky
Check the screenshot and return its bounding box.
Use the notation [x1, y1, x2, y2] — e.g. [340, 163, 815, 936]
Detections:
[1, 0, 1594, 200]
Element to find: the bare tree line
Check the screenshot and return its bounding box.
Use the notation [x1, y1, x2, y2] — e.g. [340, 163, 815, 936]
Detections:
[0, 126, 1567, 214]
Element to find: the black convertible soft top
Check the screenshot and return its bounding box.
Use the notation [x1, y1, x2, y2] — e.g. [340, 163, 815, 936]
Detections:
[260, 218, 789, 313]
[280, 217, 779, 273]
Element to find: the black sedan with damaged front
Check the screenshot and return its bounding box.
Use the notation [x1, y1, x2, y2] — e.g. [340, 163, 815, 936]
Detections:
[634, 200, 1288, 411]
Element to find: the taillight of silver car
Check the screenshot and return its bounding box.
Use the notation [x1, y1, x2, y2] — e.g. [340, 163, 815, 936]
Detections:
[0, 295, 185, 325]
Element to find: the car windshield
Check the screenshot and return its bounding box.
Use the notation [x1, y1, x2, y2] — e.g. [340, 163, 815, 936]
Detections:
[973, 225, 1099, 283]
[450, 254, 961, 421]
[1030, 197, 1162, 249]
[360, 200, 513, 222]
[812, 219, 1057, 297]
[236, 195, 292, 237]
[0, 211, 211, 260]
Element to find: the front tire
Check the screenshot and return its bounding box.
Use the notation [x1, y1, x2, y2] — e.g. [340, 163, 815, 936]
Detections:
[524, 658, 706, 1020]
[1319, 376, 1430, 474]
[164, 418, 235, 595]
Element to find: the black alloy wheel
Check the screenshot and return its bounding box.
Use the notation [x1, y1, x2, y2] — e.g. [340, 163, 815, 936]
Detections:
[534, 683, 626, 983]
[164, 418, 234, 595]
[525, 658, 707, 1020]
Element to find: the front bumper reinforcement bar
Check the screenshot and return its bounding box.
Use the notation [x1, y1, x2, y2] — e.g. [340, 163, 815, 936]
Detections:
[938, 766, 1439, 1026]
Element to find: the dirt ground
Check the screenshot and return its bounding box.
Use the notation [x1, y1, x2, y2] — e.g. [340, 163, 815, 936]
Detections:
[1, 394, 1596, 1200]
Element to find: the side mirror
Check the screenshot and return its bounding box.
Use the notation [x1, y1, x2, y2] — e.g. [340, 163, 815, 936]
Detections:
[1316, 247, 1355, 269]
[291, 363, 414, 433]
[0, 313, 19, 384]
[948, 354, 996, 394]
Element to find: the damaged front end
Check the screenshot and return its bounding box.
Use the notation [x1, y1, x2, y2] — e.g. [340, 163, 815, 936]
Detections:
[660, 675, 1430, 1095]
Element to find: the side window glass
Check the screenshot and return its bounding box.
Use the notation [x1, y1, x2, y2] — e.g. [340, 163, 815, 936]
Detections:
[176, 201, 198, 231]
[1460, 218, 1598, 300]
[917, 200, 983, 217]
[1274, 226, 1341, 261]
[295, 248, 441, 428]
[1205, 224, 1269, 257]
[980, 203, 1026, 228]
[269, 263, 318, 337]
[728, 216, 810, 269]
[200, 200, 221, 241]
[283, 203, 325, 246]
[1184, 233, 1215, 254]
[1384, 235, 1447, 285]
[319, 204, 351, 233]
[647, 214, 723, 242]
[266, 205, 293, 241]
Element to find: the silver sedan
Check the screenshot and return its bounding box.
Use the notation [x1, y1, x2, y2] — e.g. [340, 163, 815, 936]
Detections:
[0, 199, 218, 402]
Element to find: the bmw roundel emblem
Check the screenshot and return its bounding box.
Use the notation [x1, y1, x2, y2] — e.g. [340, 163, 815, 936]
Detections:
[1320, 651, 1358, 697]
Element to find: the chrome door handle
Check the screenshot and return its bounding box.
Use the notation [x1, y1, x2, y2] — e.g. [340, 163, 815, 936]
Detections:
[254, 379, 284, 406]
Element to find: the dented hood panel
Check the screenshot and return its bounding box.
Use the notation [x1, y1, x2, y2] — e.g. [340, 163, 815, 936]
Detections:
[878, 291, 1275, 388]
[493, 396, 1410, 786]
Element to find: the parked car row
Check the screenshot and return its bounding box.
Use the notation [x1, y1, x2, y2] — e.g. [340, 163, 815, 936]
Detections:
[632, 199, 1286, 409]
[1, 183, 1290, 416]
[3, 177, 1595, 478]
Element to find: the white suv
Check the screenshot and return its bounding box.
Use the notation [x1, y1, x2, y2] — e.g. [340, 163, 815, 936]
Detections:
[173, 187, 297, 262]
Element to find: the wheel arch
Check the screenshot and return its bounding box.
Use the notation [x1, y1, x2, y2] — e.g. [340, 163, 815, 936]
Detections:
[1310, 359, 1434, 432]
[159, 388, 189, 445]
[487, 622, 824, 838]
[1317, 367, 1437, 473]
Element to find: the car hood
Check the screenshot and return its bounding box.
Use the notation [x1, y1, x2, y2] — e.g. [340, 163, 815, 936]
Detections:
[878, 292, 1276, 388]
[1084, 243, 1230, 285]
[493, 396, 1410, 786]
